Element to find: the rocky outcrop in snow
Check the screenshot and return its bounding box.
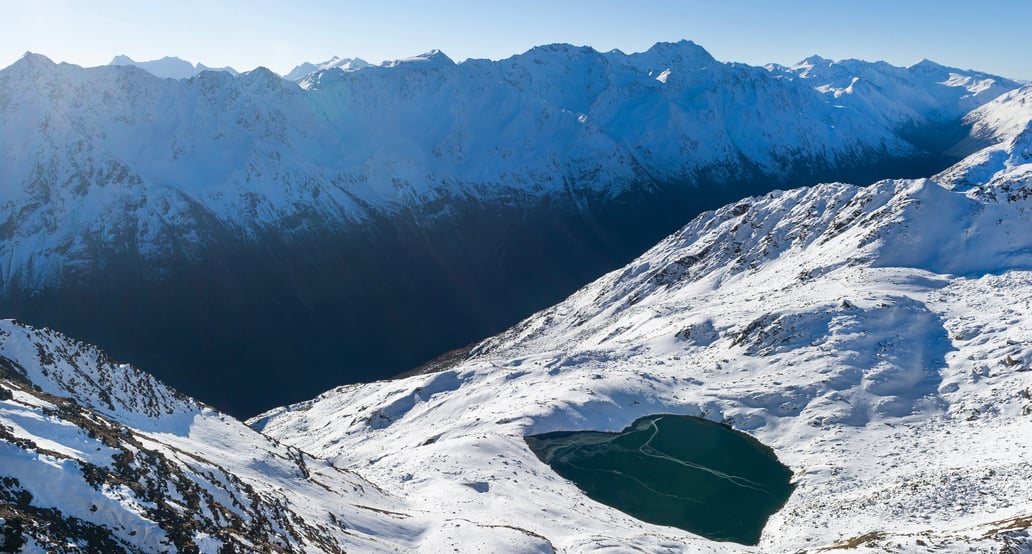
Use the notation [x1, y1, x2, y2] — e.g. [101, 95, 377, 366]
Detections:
[0, 319, 426, 552]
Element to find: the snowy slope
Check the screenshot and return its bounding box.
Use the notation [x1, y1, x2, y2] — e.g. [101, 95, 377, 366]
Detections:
[769, 56, 1016, 124]
[0, 43, 1018, 291]
[936, 84, 1032, 191]
[254, 91, 1032, 551]
[2, 318, 569, 552]
[0, 318, 430, 552]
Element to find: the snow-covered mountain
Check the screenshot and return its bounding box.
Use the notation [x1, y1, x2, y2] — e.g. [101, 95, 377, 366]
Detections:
[0, 42, 1021, 417]
[283, 55, 370, 81]
[0, 318, 430, 552]
[936, 85, 1032, 191]
[769, 56, 1013, 121]
[5, 42, 1015, 291]
[3, 86, 1032, 553]
[108, 55, 239, 79]
[252, 86, 1032, 551]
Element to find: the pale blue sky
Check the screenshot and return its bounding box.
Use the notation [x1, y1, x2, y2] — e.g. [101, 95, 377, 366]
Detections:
[2, 0, 1029, 80]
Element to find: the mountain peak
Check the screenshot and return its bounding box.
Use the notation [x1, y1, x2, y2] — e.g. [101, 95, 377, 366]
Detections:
[109, 54, 136, 65]
[799, 54, 832, 67]
[240, 66, 285, 87]
[196, 62, 240, 76]
[383, 49, 455, 68]
[909, 58, 947, 72]
[639, 39, 716, 67]
[19, 51, 55, 65]
[521, 43, 603, 60]
[284, 56, 371, 81]
[4, 51, 56, 73]
[647, 39, 709, 53]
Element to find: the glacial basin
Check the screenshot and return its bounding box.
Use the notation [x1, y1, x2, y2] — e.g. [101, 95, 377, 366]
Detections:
[525, 414, 794, 545]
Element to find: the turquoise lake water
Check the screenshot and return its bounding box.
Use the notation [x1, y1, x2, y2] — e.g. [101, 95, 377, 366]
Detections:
[525, 414, 794, 545]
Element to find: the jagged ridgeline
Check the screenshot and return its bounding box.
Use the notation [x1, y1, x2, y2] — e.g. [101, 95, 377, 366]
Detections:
[0, 319, 424, 552]
[0, 42, 1018, 416]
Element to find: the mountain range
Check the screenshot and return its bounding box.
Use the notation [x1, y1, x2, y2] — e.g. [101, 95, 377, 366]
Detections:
[2, 36, 1032, 548]
[0, 41, 1021, 420]
[1, 73, 1031, 550]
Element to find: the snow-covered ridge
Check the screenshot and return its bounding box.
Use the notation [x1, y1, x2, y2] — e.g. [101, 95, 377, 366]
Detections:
[285, 50, 465, 82]
[0, 320, 198, 428]
[381, 49, 455, 68]
[108, 54, 239, 79]
[254, 90, 1032, 551]
[0, 316, 601, 551]
[767, 54, 1017, 127]
[936, 84, 1032, 191]
[283, 55, 371, 81]
[0, 318, 441, 552]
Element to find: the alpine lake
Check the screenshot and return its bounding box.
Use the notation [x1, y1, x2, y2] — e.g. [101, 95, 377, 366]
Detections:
[525, 414, 794, 545]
